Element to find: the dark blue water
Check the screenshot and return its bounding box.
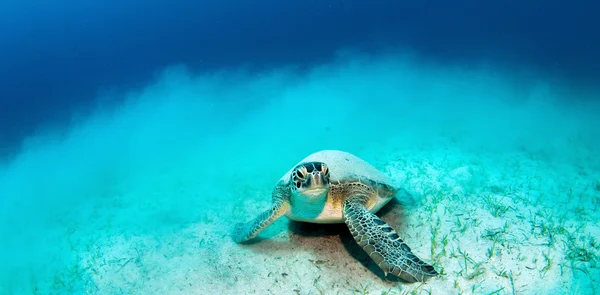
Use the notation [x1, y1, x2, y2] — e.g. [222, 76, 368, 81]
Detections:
[1, 0, 599, 156]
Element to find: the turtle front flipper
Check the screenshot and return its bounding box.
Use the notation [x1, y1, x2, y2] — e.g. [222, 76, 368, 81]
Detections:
[232, 194, 290, 243]
[343, 196, 438, 282]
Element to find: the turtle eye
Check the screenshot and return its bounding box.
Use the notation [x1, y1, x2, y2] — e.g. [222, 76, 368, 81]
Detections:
[297, 170, 304, 179]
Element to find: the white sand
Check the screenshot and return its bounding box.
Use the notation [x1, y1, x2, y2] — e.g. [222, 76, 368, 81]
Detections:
[0, 52, 598, 294]
[68, 146, 599, 295]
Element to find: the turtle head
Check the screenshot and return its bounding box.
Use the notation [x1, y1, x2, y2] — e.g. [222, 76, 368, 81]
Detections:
[290, 162, 330, 201]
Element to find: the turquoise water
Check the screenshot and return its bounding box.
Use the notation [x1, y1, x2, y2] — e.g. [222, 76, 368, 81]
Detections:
[1, 52, 599, 294]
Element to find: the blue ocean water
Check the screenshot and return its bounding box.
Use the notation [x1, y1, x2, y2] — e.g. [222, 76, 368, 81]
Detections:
[1, 1, 599, 294]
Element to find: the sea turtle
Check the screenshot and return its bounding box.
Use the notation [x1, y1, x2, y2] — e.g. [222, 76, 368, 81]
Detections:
[232, 150, 438, 282]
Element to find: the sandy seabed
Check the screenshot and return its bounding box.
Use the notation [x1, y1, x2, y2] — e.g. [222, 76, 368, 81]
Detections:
[69, 144, 599, 295]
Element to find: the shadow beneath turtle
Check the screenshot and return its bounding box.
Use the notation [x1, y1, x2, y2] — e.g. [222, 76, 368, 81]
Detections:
[288, 221, 347, 238]
[338, 233, 407, 283]
[287, 197, 414, 283]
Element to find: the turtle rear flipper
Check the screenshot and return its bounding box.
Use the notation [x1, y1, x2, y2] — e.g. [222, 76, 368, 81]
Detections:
[343, 196, 438, 282]
[233, 191, 290, 243]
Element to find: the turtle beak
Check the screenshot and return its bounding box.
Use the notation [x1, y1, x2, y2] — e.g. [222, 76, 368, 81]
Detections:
[308, 173, 326, 188]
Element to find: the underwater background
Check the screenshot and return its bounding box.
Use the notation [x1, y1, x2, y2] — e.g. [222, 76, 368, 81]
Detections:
[1, 1, 599, 294]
